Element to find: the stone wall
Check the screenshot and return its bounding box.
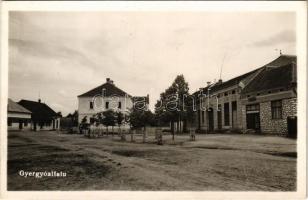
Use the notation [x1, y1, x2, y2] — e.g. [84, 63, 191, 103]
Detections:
[260, 98, 297, 135]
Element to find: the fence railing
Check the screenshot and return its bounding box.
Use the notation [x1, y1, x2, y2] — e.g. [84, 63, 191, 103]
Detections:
[82, 126, 196, 144]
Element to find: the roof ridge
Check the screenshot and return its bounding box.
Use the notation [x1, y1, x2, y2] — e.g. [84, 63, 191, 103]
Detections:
[78, 81, 132, 97]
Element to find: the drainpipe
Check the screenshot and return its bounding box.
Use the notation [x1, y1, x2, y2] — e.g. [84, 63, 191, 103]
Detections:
[215, 95, 219, 111]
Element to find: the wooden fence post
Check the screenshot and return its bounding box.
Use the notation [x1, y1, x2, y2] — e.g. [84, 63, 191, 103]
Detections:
[190, 128, 196, 141]
[155, 127, 163, 145]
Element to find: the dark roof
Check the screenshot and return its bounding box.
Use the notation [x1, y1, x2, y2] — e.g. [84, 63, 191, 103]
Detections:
[78, 82, 131, 97]
[242, 63, 296, 94]
[263, 54, 296, 67]
[8, 99, 31, 114]
[194, 55, 296, 95]
[18, 99, 59, 121]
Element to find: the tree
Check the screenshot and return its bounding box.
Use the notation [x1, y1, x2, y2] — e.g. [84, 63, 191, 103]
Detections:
[116, 112, 124, 128]
[72, 110, 79, 127]
[100, 110, 116, 133]
[129, 109, 154, 129]
[155, 74, 191, 140]
[129, 108, 155, 143]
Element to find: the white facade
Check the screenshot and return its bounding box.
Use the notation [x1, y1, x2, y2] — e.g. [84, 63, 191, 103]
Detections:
[7, 112, 31, 131]
[78, 96, 133, 123]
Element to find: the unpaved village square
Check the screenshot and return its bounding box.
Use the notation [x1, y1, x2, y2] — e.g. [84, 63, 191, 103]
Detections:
[8, 131, 296, 191]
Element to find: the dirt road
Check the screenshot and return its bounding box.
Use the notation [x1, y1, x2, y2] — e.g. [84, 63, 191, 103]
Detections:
[7, 131, 296, 191]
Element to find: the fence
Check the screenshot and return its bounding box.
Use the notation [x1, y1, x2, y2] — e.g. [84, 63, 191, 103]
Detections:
[82, 126, 196, 144]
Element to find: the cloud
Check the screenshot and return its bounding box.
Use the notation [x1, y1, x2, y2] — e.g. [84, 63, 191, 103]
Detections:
[251, 30, 295, 47]
[8, 12, 296, 115]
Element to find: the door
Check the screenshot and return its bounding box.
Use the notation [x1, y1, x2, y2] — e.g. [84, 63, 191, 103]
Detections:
[287, 116, 297, 138]
[208, 108, 214, 132]
[33, 122, 37, 131]
[19, 120, 23, 130]
[217, 111, 222, 130]
[246, 113, 260, 130]
[246, 104, 260, 131]
[217, 104, 222, 130]
[232, 101, 237, 128]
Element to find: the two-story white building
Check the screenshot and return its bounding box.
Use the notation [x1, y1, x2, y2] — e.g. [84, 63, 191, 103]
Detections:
[77, 78, 149, 126]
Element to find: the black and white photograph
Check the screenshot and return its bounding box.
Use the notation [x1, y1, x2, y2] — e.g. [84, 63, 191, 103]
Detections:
[0, 1, 307, 199]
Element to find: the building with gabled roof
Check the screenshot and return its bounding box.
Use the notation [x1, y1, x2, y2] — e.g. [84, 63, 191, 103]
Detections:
[77, 78, 149, 126]
[241, 55, 297, 136]
[7, 98, 32, 131]
[193, 54, 296, 136]
[18, 99, 61, 131]
[78, 78, 131, 98]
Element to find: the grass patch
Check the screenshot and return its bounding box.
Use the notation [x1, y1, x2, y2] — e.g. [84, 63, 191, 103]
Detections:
[7, 152, 112, 190]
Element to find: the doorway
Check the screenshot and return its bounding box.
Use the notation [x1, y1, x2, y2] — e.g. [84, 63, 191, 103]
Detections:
[19, 120, 23, 130]
[217, 104, 222, 130]
[246, 104, 260, 131]
[232, 101, 237, 128]
[208, 108, 214, 132]
[287, 116, 297, 138]
[246, 113, 260, 130]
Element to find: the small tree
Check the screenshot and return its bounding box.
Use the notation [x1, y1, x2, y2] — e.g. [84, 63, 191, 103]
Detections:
[101, 110, 116, 134]
[72, 110, 79, 127]
[116, 112, 124, 128]
[79, 116, 88, 134]
[129, 109, 155, 143]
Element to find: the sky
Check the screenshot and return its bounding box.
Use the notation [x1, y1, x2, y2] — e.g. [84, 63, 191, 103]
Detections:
[9, 12, 296, 116]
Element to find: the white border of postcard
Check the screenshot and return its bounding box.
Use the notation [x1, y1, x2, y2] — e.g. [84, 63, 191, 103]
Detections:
[1, 1, 307, 200]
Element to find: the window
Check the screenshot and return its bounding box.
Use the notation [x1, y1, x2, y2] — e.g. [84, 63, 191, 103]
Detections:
[90, 117, 95, 124]
[105, 102, 109, 109]
[232, 90, 236, 94]
[89, 101, 93, 109]
[118, 102, 122, 109]
[224, 102, 230, 126]
[271, 100, 282, 119]
[224, 92, 228, 96]
[246, 104, 260, 112]
[24, 121, 28, 127]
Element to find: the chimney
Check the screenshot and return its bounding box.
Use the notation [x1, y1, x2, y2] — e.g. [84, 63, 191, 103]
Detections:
[146, 94, 150, 104]
[218, 79, 223, 84]
[38, 99, 41, 103]
[207, 81, 211, 86]
[106, 78, 114, 84]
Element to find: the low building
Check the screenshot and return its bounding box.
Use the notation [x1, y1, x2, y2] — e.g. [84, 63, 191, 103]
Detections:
[18, 99, 61, 131]
[194, 54, 297, 135]
[77, 78, 149, 126]
[194, 66, 263, 132]
[7, 99, 32, 131]
[241, 55, 297, 136]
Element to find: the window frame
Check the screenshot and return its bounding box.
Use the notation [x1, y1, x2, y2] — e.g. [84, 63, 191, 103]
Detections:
[271, 100, 283, 119]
